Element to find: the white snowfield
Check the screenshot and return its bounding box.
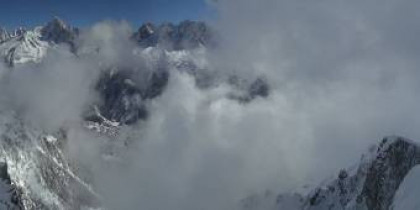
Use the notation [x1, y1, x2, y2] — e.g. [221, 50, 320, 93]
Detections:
[0, 27, 49, 66]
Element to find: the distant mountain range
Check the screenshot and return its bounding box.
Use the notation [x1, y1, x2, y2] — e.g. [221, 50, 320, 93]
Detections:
[0, 18, 417, 210]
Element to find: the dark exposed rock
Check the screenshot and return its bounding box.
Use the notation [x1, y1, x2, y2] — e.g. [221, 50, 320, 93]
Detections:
[300, 136, 420, 210]
[0, 162, 10, 184]
[0, 162, 24, 209]
[137, 23, 156, 40]
[228, 76, 270, 103]
[134, 22, 158, 47]
[133, 20, 213, 50]
[361, 137, 420, 210]
[92, 67, 169, 125]
[338, 169, 348, 180]
[40, 17, 79, 51]
[248, 78, 270, 99]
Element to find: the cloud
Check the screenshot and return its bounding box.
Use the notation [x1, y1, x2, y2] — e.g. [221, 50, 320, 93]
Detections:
[65, 1, 420, 209]
[76, 20, 138, 67]
[0, 20, 142, 132]
[209, 0, 420, 178]
[0, 48, 99, 131]
[3, 1, 420, 209]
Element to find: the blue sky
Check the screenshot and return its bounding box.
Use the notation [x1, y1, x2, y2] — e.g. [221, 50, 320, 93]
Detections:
[0, 0, 213, 29]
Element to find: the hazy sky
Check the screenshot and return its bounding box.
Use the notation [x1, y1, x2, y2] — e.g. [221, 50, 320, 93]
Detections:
[0, 0, 212, 29]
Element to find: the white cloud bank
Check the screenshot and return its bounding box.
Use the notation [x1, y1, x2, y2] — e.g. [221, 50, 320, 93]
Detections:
[2, 1, 420, 209]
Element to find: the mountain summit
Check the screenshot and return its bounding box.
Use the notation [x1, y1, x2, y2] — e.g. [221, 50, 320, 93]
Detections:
[0, 18, 416, 210]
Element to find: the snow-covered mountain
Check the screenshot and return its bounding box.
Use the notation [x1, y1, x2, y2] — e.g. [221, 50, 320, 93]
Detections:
[0, 18, 78, 67]
[0, 17, 268, 125]
[242, 136, 420, 210]
[0, 28, 49, 67]
[0, 110, 100, 209]
[132, 20, 213, 50]
[0, 18, 417, 210]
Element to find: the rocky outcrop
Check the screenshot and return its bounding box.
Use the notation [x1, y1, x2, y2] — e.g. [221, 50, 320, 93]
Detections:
[133, 20, 213, 50]
[0, 112, 100, 209]
[90, 67, 169, 125]
[227, 76, 270, 103]
[361, 137, 420, 210]
[267, 136, 420, 210]
[40, 17, 78, 51]
[242, 136, 420, 210]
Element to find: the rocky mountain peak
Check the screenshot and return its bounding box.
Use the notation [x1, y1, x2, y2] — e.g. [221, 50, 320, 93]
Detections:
[133, 20, 212, 50]
[138, 22, 156, 39]
[40, 17, 78, 48]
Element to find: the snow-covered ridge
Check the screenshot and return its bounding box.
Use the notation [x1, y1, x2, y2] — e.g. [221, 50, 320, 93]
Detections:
[0, 111, 100, 209]
[132, 20, 213, 50]
[243, 136, 420, 210]
[0, 27, 49, 66]
[0, 17, 76, 67]
[1, 17, 420, 210]
[0, 18, 211, 67]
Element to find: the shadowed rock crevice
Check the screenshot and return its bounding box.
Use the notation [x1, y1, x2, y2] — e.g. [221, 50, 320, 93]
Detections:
[361, 137, 420, 210]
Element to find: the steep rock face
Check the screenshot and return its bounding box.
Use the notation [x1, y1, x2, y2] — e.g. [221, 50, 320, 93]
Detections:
[134, 23, 158, 47]
[360, 137, 420, 210]
[310, 137, 420, 210]
[0, 112, 100, 209]
[0, 162, 21, 209]
[241, 136, 420, 210]
[90, 67, 169, 125]
[268, 136, 420, 210]
[40, 17, 78, 51]
[133, 20, 213, 50]
[227, 76, 270, 103]
[0, 28, 49, 67]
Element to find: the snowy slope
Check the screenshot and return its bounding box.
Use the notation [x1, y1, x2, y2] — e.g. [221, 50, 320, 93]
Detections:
[0, 28, 49, 66]
[0, 111, 100, 209]
[241, 136, 420, 210]
[392, 166, 420, 210]
[0, 17, 77, 67]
